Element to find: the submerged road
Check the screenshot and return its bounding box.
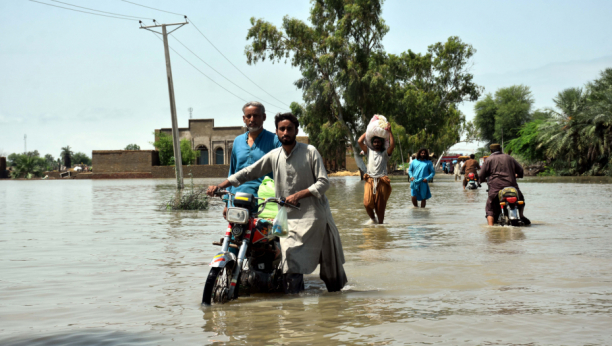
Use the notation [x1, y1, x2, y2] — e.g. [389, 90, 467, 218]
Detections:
[1, 175, 612, 345]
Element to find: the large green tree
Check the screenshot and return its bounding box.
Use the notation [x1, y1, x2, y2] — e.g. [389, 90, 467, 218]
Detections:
[474, 85, 534, 145]
[245, 0, 481, 171]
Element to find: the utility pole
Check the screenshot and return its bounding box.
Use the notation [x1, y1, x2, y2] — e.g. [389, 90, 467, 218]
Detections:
[140, 19, 188, 190]
[24, 134, 27, 154]
[188, 107, 193, 120]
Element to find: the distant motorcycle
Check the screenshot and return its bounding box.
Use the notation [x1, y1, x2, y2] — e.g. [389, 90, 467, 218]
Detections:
[466, 172, 479, 190]
[202, 190, 300, 305]
[497, 187, 526, 227]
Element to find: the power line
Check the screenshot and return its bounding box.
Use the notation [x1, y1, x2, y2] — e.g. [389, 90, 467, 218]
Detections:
[158, 34, 288, 112]
[121, 0, 184, 16]
[29, 0, 136, 21]
[49, 0, 152, 20]
[119, 0, 292, 108]
[170, 35, 287, 111]
[188, 19, 292, 108]
[150, 33, 249, 104]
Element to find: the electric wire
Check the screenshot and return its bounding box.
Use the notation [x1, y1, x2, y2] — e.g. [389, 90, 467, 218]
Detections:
[170, 35, 287, 111]
[29, 0, 136, 21]
[150, 33, 248, 104]
[49, 0, 152, 20]
[121, 0, 184, 16]
[118, 0, 292, 108]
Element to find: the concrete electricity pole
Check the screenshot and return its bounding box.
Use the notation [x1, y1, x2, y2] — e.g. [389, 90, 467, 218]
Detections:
[140, 19, 188, 190]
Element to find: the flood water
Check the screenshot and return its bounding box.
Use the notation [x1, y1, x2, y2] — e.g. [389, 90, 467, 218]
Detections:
[1, 175, 612, 345]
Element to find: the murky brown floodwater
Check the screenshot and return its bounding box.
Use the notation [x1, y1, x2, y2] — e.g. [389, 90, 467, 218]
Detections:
[1, 174, 612, 345]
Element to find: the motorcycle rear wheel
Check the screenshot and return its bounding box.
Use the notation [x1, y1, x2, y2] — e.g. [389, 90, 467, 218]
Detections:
[202, 266, 234, 305]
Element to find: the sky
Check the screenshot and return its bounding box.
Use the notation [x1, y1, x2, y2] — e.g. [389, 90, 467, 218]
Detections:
[1, 0, 611, 158]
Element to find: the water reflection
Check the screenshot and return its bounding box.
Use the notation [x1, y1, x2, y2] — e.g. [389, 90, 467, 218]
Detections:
[359, 226, 392, 250]
[486, 226, 527, 244]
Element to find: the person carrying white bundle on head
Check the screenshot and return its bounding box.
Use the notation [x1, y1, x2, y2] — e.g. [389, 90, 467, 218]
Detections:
[358, 115, 395, 224]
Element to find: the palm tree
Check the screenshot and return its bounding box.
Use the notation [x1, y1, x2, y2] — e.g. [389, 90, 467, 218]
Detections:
[538, 88, 590, 173]
[60, 146, 73, 169]
[11, 155, 44, 179]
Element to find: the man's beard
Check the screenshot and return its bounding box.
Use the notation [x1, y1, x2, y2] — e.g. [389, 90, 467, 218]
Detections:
[247, 125, 263, 132]
[279, 136, 296, 145]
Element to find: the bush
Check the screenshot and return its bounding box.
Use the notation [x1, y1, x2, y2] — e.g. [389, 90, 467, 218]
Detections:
[162, 174, 209, 210]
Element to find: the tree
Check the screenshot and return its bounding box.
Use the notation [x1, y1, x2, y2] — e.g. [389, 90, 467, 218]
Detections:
[125, 144, 141, 150]
[10, 154, 45, 179]
[474, 85, 534, 145]
[474, 94, 497, 144]
[180, 139, 199, 165]
[61, 146, 73, 169]
[152, 132, 199, 166]
[72, 152, 92, 166]
[152, 132, 175, 165]
[245, 1, 481, 171]
[505, 118, 547, 162]
[7, 153, 20, 167]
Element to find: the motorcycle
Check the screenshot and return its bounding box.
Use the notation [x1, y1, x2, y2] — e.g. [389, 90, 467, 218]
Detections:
[466, 172, 479, 190]
[202, 190, 300, 305]
[497, 187, 526, 227]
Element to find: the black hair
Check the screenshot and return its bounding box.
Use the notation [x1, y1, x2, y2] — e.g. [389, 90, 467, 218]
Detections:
[416, 148, 430, 160]
[371, 136, 385, 146]
[470, 154, 475, 159]
[274, 112, 300, 129]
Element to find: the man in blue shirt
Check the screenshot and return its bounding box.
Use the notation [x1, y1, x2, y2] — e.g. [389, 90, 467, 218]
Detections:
[224, 101, 282, 218]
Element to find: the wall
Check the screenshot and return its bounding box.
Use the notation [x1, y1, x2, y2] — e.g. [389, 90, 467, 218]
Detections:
[92, 150, 159, 173]
[0, 157, 6, 178]
[151, 165, 229, 179]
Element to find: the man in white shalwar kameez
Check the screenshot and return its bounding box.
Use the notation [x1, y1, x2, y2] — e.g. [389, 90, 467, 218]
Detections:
[207, 113, 347, 293]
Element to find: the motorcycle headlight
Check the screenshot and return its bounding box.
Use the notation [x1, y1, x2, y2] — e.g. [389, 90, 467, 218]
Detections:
[227, 207, 249, 224]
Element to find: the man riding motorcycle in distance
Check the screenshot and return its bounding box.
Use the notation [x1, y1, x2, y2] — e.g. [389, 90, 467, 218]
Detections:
[461, 153, 482, 190]
[207, 112, 347, 294]
[479, 143, 531, 226]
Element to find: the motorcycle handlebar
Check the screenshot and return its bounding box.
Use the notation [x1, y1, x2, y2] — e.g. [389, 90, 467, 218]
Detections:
[212, 189, 301, 210]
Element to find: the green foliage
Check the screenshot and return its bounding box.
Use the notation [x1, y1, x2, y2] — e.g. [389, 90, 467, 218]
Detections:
[61, 146, 73, 169]
[151, 132, 199, 166]
[537, 167, 557, 176]
[10, 154, 46, 179]
[245, 1, 481, 171]
[7, 153, 20, 166]
[180, 139, 199, 165]
[72, 152, 92, 166]
[505, 119, 546, 162]
[474, 85, 534, 145]
[163, 175, 209, 210]
[152, 132, 175, 166]
[503, 69, 612, 176]
[125, 144, 141, 150]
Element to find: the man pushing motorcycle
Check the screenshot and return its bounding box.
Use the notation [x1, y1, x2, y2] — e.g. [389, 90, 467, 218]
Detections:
[479, 143, 531, 226]
[207, 112, 347, 294]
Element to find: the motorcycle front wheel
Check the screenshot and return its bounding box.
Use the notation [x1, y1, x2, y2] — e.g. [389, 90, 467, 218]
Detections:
[202, 266, 235, 305]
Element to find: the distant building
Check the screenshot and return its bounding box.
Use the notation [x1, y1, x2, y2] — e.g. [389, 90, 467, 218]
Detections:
[155, 119, 246, 165]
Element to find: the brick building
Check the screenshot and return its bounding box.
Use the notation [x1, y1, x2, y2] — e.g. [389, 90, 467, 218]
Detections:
[156, 119, 246, 165]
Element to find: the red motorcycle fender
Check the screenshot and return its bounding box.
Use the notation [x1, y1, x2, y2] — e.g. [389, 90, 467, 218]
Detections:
[209, 251, 236, 268]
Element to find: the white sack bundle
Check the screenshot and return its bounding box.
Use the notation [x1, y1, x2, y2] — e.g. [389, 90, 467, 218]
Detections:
[365, 114, 390, 149]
